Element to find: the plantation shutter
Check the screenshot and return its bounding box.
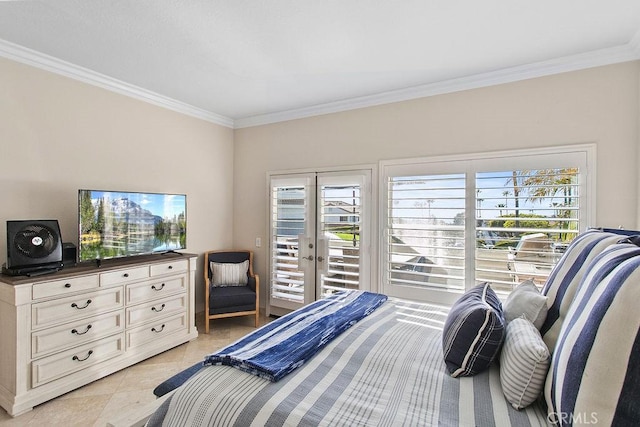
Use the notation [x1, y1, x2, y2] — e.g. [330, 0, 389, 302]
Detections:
[381, 145, 593, 305]
[269, 177, 310, 305]
[386, 173, 466, 291]
[318, 180, 364, 295]
[475, 168, 580, 292]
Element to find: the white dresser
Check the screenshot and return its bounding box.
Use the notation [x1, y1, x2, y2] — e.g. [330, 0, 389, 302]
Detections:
[0, 253, 198, 416]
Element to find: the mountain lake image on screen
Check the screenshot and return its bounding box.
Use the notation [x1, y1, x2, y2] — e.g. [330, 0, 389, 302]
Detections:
[78, 189, 186, 262]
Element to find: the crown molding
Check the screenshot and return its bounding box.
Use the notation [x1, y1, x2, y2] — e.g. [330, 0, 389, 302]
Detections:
[631, 28, 640, 57]
[234, 41, 640, 129]
[1, 37, 639, 131]
[0, 39, 234, 128]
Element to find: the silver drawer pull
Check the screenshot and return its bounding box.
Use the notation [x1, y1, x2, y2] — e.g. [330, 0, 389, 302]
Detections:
[71, 299, 92, 309]
[71, 325, 92, 335]
[72, 350, 93, 362]
[151, 303, 166, 312]
[151, 324, 165, 333]
[151, 283, 165, 291]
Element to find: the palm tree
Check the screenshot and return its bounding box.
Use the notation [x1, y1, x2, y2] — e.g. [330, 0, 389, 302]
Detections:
[520, 168, 577, 203]
[502, 191, 510, 214]
[505, 168, 578, 237]
[519, 168, 578, 240]
[506, 172, 521, 228]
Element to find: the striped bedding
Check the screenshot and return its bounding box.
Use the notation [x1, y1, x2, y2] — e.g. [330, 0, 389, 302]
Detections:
[146, 299, 549, 427]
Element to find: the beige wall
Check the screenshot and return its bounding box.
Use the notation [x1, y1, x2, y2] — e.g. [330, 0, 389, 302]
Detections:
[1, 57, 639, 312]
[234, 61, 640, 304]
[0, 57, 235, 311]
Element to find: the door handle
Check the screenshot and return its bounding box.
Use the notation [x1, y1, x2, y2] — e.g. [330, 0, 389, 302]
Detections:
[302, 255, 314, 261]
[317, 256, 324, 262]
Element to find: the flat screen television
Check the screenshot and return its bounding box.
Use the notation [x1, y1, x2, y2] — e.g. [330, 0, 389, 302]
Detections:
[78, 189, 186, 262]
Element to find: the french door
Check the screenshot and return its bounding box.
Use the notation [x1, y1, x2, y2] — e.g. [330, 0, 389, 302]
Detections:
[268, 170, 371, 316]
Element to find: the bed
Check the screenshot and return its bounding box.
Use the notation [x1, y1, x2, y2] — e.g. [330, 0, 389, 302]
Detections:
[111, 228, 640, 427]
[143, 294, 548, 427]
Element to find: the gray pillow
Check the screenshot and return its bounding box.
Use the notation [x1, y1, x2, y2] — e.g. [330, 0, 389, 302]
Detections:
[503, 280, 548, 330]
[211, 260, 249, 286]
[500, 316, 550, 409]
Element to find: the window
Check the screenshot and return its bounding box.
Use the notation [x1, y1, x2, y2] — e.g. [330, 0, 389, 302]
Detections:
[475, 169, 580, 292]
[387, 173, 466, 291]
[381, 145, 594, 305]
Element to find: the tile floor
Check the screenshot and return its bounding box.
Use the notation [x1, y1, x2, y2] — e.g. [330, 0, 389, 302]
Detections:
[0, 312, 271, 427]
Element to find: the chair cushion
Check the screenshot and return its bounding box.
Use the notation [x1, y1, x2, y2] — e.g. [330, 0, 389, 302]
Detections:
[503, 279, 548, 330]
[500, 317, 550, 409]
[209, 285, 256, 314]
[442, 283, 505, 377]
[545, 243, 640, 426]
[211, 260, 249, 286]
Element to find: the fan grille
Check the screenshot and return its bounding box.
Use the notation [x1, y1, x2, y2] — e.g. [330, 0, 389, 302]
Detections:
[13, 224, 59, 259]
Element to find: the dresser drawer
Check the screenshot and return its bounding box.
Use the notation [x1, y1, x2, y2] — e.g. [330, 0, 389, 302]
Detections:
[126, 293, 187, 327]
[32, 287, 123, 329]
[31, 334, 124, 388]
[32, 310, 124, 359]
[100, 266, 149, 286]
[126, 276, 186, 305]
[126, 313, 187, 350]
[150, 259, 188, 277]
[32, 274, 99, 300]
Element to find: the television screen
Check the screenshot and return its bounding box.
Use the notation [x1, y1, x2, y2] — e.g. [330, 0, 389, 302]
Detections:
[78, 189, 186, 262]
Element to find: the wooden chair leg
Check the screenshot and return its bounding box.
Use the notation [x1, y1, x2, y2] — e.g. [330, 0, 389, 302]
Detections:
[205, 314, 210, 334]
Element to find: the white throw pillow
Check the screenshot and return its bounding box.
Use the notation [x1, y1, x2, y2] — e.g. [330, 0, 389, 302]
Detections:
[503, 280, 548, 330]
[500, 317, 550, 410]
[211, 260, 249, 286]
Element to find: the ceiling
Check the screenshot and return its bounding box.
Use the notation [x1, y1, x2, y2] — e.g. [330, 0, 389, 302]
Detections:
[1, 1, 639, 128]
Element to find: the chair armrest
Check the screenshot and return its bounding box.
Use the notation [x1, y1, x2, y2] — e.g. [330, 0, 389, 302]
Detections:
[248, 274, 258, 292]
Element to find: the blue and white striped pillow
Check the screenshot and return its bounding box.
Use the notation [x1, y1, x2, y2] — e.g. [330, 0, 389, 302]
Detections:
[540, 230, 623, 352]
[545, 243, 640, 426]
[442, 283, 505, 377]
[500, 317, 550, 409]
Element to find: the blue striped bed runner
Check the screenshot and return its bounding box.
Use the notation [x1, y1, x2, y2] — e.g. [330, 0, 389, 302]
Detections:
[203, 290, 388, 382]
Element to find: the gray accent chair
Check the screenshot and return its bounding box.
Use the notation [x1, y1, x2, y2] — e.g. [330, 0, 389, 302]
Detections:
[204, 250, 259, 333]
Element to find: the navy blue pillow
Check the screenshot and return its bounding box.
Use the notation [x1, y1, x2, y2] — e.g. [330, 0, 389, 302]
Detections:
[153, 363, 203, 397]
[442, 283, 505, 377]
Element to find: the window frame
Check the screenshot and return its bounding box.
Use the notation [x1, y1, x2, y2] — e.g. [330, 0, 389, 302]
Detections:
[379, 144, 596, 306]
